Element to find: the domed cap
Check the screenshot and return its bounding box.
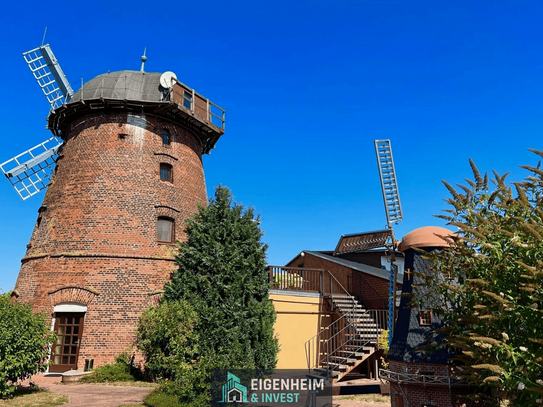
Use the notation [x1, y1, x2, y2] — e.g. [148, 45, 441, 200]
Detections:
[398, 226, 455, 252]
[68, 71, 164, 103]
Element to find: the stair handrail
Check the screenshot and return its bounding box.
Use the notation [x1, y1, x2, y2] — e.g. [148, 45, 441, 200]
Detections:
[325, 270, 359, 322]
[324, 309, 379, 372]
[305, 315, 346, 371]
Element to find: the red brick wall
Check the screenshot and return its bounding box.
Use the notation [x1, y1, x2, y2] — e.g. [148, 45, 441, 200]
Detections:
[351, 271, 391, 309]
[14, 112, 207, 368]
[388, 361, 480, 407]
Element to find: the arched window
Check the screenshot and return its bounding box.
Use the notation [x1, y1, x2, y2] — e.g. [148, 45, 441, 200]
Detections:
[160, 163, 173, 182]
[157, 217, 174, 243]
[162, 129, 171, 145]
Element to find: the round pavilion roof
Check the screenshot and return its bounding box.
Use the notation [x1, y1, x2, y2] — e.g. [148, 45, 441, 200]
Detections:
[398, 226, 455, 252]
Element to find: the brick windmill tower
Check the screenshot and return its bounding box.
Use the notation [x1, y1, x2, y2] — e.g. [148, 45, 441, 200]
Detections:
[1, 45, 225, 372]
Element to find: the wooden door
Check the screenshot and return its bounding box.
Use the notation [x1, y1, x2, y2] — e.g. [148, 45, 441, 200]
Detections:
[49, 313, 85, 372]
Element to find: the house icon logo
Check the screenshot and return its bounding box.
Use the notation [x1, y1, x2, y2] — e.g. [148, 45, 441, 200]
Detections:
[218, 371, 248, 403]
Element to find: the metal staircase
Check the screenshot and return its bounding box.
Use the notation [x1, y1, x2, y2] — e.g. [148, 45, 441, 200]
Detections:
[306, 294, 383, 382]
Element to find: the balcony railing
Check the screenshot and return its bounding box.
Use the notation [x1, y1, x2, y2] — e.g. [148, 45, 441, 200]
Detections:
[170, 79, 225, 131]
[379, 369, 465, 386]
[269, 266, 360, 298]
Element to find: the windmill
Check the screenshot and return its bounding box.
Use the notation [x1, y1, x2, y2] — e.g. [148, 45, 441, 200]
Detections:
[333, 139, 403, 338]
[7, 39, 226, 371]
[0, 43, 73, 200]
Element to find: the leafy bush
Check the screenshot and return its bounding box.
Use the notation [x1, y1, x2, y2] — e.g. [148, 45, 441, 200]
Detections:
[136, 301, 209, 405]
[0, 292, 56, 398]
[143, 388, 182, 407]
[271, 273, 303, 289]
[135, 301, 198, 381]
[143, 380, 209, 407]
[377, 330, 390, 369]
[79, 352, 143, 383]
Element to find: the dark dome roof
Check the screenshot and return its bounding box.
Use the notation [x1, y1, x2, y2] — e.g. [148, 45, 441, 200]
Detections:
[398, 226, 455, 251]
[68, 71, 164, 103]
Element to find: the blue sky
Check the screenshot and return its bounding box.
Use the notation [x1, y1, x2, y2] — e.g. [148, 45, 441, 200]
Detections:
[0, 0, 541, 292]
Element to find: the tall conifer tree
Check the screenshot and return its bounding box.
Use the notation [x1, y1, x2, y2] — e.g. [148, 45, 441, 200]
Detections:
[164, 186, 278, 370]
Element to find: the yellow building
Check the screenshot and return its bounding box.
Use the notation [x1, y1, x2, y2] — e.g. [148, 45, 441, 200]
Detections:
[270, 290, 331, 369]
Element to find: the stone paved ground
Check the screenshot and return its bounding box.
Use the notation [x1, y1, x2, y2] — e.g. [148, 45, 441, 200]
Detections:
[20, 373, 152, 407]
[20, 373, 390, 407]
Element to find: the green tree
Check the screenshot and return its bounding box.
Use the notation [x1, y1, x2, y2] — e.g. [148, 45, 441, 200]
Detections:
[164, 186, 278, 371]
[417, 152, 543, 406]
[0, 293, 56, 398]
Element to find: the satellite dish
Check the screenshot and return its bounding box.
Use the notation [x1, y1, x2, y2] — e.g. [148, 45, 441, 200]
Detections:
[160, 71, 177, 89]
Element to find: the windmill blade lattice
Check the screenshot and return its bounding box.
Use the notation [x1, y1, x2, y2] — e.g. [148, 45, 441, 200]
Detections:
[0, 137, 62, 200]
[22, 44, 74, 110]
[375, 139, 403, 227]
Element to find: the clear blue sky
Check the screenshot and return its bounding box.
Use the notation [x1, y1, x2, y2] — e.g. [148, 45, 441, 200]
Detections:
[0, 0, 541, 292]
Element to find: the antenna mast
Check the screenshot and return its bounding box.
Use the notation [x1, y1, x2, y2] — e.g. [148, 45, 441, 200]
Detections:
[374, 139, 403, 340]
[140, 48, 147, 72]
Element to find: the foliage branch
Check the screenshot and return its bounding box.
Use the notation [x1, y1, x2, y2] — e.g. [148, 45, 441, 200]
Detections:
[0, 293, 56, 398]
[414, 151, 543, 406]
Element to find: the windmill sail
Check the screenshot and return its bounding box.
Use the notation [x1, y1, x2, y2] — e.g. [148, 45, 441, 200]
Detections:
[22, 44, 74, 110]
[375, 139, 403, 227]
[374, 139, 403, 341]
[0, 137, 62, 200]
[0, 43, 72, 200]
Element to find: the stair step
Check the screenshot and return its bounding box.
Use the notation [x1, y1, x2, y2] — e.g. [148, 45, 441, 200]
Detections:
[321, 362, 349, 370]
[329, 355, 357, 363]
[338, 310, 370, 315]
[336, 350, 364, 357]
[313, 368, 338, 378]
[333, 298, 362, 303]
[344, 345, 376, 352]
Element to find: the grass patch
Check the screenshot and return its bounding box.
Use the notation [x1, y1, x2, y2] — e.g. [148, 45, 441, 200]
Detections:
[0, 389, 69, 407]
[335, 393, 391, 403]
[143, 389, 183, 407]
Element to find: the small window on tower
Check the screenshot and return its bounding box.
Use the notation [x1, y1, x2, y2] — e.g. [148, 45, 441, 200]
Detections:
[419, 310, 433, 326]
[162, 129, 171, 145]
[183, 90, 192, 109]
[157, 217, 174, 243]
[160, 163, 173, 183]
